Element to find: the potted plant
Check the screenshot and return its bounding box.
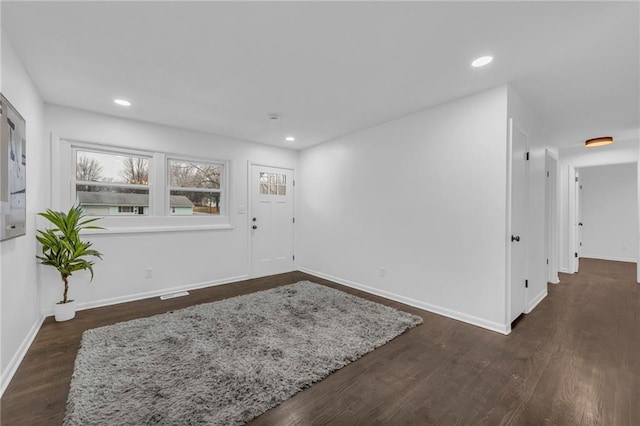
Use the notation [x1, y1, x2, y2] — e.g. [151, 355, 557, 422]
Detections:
[36, 205, 103, 321]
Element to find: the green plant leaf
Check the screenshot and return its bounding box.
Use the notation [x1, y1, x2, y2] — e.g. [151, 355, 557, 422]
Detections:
[35, 205, 104, 293]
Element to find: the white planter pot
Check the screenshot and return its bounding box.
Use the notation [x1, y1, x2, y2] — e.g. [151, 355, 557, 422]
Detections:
[54, 300, 76, 322]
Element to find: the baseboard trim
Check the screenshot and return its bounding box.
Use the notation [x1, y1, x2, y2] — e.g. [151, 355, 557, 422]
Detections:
[526, 288, 547, 313]
[559, 267, 572, 274]
[1, 314, 45, 397]
[580, 255, 637, 263]
[298, 267, 510, 335]
[41, 275, 250, 317]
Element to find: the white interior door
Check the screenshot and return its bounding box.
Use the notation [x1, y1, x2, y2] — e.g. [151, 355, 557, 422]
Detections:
[574, 170, 582, 273]
[510, 121, 528, 322]
[545, 152, 559, 284]
[250, 164, 294, 278]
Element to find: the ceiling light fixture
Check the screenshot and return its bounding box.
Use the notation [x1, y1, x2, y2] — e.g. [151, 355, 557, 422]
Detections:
[114, 99, 131, 107]
[471, 55, 493, 68]
[585, 136, 614, 148]
[285, 136, 295, 142]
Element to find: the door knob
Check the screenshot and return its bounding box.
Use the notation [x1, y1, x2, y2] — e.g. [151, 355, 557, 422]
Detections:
[252, 225, 257, 230]
[578, 222, 583, 226]
[511, 235, 520, 242]
[252, 217, 257, 222]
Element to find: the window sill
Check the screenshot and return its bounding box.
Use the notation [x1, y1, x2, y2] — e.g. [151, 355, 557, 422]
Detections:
[82, 223, 234, 235]
[77, 215, 234, 235]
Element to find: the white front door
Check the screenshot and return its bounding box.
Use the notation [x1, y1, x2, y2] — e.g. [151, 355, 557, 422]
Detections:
[250, 164, 294, 278]
[510, 120, 528, 322]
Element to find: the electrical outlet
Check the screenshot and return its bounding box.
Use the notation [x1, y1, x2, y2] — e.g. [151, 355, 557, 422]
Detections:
[145, 268, 153, 278]
[380, 267, 387, 278]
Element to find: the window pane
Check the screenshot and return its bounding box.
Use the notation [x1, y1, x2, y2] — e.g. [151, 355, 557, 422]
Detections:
[76, 186, 149, 216]
[169, 160, 222, 189]
[170, 190, 220, 215]
[277, 174, 286, 184]
[269, 173, 276, 184]
[260, 172, 268, 184]
[269, 184, 277, 195]
[277, 185, 286, 196]
[76, 151, 149, 185]
[260, 183, 268, 195]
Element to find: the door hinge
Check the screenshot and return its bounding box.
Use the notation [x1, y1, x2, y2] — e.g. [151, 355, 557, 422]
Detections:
[525, 279, 529, 288]
[293, 180, 296, 187]
[575, 176, 579, 182]
[575, 252, 578, 258]
[580, 185, 583, 190]
[293, 217, 295, 223]
[526, 152, 530, 161]
[292, 255, 295, 261]
[546, 171, 550, 177]
[546, 259, 549, 265]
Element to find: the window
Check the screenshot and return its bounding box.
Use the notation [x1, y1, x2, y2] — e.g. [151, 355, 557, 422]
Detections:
[260, 172, 286, 196]
[60, 141, 230, 229]
[169, 159, 223, 216]
[117, 206, 145, 215]
[75, 150, 150, 216]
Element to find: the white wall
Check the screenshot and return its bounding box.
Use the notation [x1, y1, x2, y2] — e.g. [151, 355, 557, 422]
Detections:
[558, 140, 639, 272]
[297, 86, 510, 333]
[1, 32, 46, 394]
[42, 105, 298, 314]
[579, 163, 637, 262]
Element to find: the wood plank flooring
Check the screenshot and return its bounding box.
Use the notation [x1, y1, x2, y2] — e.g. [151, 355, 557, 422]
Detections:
[1, 258, 638, 425]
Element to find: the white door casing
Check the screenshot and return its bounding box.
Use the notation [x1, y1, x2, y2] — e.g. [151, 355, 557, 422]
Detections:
[509, 120, 528, 323]
[250, 164, 294, 278]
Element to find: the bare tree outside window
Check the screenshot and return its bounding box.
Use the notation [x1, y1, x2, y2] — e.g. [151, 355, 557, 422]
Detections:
[169, 160, 222, 215]
[76, 156, 103, 192]
[76, 156, 103, 182]
[121, 157, 149, 185]
[170, 162, 220, 189]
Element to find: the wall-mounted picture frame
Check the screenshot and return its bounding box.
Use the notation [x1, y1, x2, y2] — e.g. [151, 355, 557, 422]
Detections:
[1, 93, 27, 241]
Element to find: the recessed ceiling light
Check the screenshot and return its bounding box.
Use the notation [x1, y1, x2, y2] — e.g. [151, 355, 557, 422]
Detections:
[585, 136, 614, 148]
[471, 56, 493, 68]
[114, 99, 131, 106]
[285, 136, 295, 142]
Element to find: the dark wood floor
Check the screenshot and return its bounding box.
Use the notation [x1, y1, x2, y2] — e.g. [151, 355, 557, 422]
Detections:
[1, 258, 638, 425]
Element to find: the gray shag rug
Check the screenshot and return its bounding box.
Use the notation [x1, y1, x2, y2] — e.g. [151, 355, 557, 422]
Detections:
[64, 281, 422, 425]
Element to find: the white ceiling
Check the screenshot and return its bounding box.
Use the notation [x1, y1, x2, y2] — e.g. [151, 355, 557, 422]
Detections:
[2, 1, 638, 150]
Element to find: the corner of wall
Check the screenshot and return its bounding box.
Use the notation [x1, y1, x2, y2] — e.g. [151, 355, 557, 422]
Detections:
[1, 31, 46, 395]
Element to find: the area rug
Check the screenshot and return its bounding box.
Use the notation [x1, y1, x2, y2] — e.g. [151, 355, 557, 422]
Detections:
[64, 281, 423, 425]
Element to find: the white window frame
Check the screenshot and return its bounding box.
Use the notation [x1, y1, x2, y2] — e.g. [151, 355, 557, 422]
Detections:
[53, 136, 233, 234]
